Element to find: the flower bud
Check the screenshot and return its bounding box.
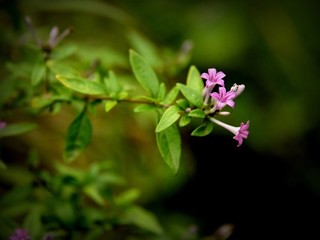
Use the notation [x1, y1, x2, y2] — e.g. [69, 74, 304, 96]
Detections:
[230, 83, 245, 98]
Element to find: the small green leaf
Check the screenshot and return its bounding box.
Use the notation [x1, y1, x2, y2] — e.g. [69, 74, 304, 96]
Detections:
[114, 188, 140, 206]
[105, 70, 121, 93]
[129, 49, 160, 97]
[188, 109, 205, 118]
[23, 205, 43, 239]
[122, 206, 163, 235]
[191, 120, 214, 136]
[177, 83, 203, 107]
[104, 100, 117, 112]
[83, 185, 105, 206]
[133, 95, 157, 103]
[133, 104, 157, 113]
[127, 30, 161, 68]
[155, 105, 181, 132]
[117, 91, 128, 100]
[64, 107, 92, 162]
[157, 82, 166, 100]
[176, 98, 190, 110]
[0, 123, 37, 138]
[31, 60, 46, 86]
[162, 85, 179, 105]
[56, 75, 106, 95]
[31, 94, 70, 113]
[179, 115, 191, 127]
[156, 123, 181, 174]
[186, 65, 204, 93]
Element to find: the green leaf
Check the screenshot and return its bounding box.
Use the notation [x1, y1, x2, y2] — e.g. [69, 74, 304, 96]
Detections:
[104, 100, 117, 112]
[23, 205, 43, 239]
[179, 115, 191, 127]
[114, 188, 140, 206]
[56, 74, 106, 95]
[54, 162, 84, 180]
[133, 104, 157, 113]
[122, 206, 163, 235]
[127, 30, 161, 68]
[133, 95, 157, 103]
[157, 82, 166, 100]
[156, 123, 181, 174]
[83, 185, 105, 206]
[105, 70, 121, 94]
[186, 65, 204, 94]
[129, 49, 160, 97]
[162, 85, 179, 105]
[176, 98, 190, 110]
[176, 83, 203, 107]
[117, 91, 128, 100]
[64, 107, 92, 162]
[155, 105, 181, 132]
[188, 109, 205, 118]
[31, 60, 46, 86]
[191, 120, 214, 136]
[31, 94, 71, 113]
[0, 123, 37, 138]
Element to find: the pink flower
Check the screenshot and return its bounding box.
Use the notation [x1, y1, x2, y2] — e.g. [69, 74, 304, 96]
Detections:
[210, 87, 236, 110]
[201, 68, 225, 88]
[210, 118, 250, 147]
[233, 121, 250, 147]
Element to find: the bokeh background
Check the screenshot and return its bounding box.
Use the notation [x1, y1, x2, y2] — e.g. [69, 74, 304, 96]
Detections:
[1, 0, 320, 239]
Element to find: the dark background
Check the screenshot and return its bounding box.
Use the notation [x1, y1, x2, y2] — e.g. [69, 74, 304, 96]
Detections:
[1, 0, 320, 239]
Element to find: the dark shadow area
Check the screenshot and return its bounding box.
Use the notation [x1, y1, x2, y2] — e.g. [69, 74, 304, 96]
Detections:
[151, 129, 320, 240]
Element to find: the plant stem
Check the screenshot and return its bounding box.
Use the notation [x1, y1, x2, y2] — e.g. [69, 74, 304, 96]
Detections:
[88, 95, 171, 108]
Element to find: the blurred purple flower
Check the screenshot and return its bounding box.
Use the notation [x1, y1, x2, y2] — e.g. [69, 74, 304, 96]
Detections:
[42, 233, 54, 240]
[9, 229, 31, 240]
[0, 121, 6, 129]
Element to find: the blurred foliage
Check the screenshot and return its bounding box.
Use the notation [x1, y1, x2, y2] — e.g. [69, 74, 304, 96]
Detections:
[0, 0, 320, 239]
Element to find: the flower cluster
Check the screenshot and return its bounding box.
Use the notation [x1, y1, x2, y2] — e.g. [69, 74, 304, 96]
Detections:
[201, 68, 250, 147]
